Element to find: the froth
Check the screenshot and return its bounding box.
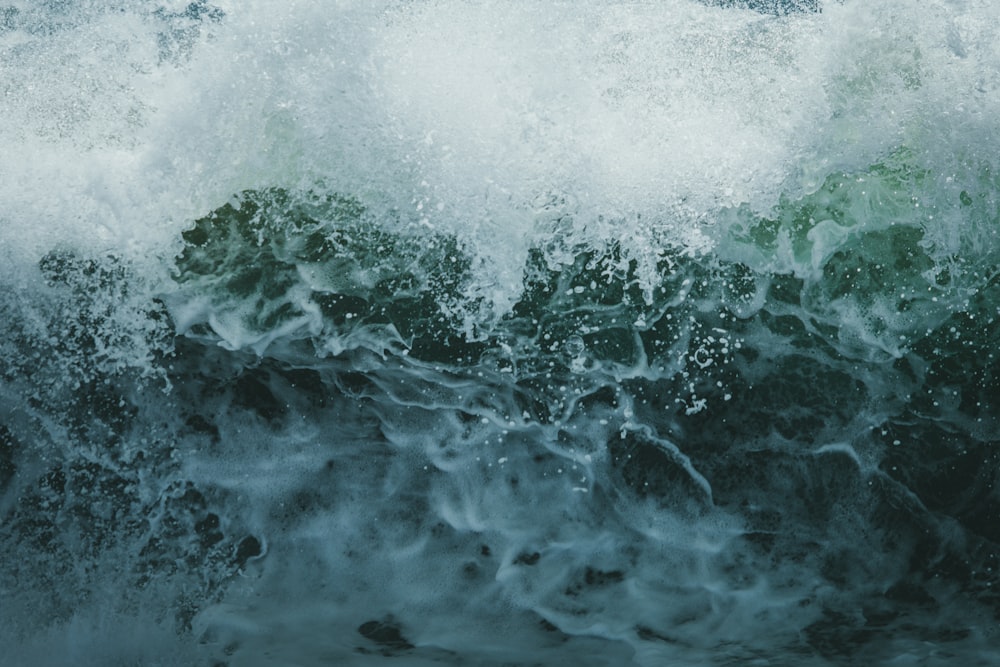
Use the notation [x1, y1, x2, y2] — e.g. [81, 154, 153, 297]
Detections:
[371, 0, 830, 303]
[4, 0, 999, 313]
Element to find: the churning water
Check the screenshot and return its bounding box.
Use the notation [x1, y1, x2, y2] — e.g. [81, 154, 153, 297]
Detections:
[2, 1, 999, 665]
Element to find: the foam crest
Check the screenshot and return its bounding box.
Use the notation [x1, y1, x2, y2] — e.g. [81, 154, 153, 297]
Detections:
[3, 0, 999, 310]
[371, 0, 828, 303]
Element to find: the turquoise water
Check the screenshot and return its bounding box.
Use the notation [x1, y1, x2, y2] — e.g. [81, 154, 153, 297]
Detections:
[1, 1, 999, 665]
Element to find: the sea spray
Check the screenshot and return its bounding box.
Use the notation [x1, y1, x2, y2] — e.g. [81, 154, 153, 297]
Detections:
[2, 1, 1000, 665]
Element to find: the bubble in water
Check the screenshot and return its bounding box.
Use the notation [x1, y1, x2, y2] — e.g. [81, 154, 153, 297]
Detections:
[563, 335, 585, 358]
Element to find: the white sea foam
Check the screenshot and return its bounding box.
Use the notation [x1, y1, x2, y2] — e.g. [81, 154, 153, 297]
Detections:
[2, 0, 997, 310]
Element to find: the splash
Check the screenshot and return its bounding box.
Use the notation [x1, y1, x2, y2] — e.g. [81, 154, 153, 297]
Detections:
[2, 1, 1000, 665]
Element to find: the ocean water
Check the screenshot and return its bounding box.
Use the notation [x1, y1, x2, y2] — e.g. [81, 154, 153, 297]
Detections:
[1, 0, 999, 665]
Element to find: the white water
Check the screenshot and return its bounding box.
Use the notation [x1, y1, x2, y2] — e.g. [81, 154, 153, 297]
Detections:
[3, 1, 1000, 666]
[3, 0, 997, 304]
